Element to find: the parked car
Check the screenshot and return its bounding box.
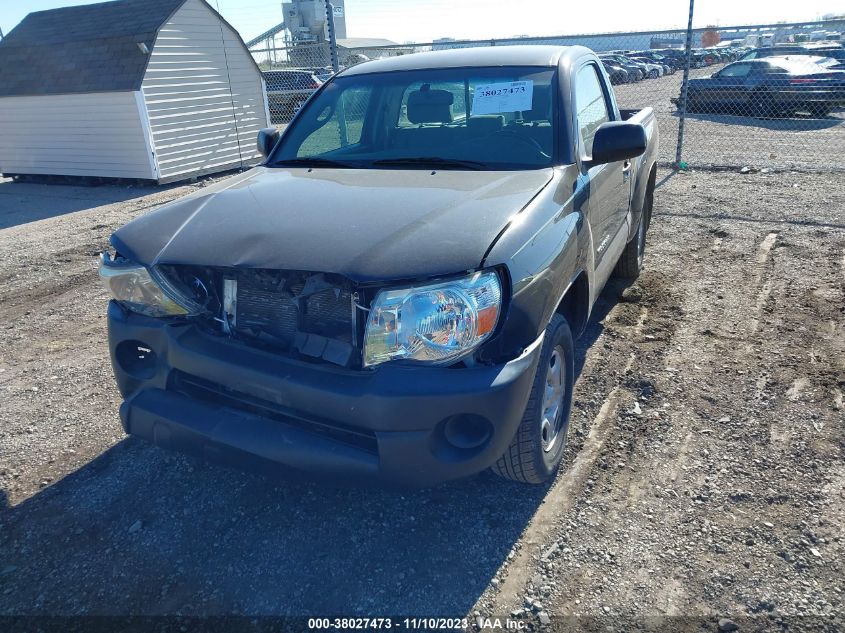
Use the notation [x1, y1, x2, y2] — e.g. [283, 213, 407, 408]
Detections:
[101, 45, 659, 487]
[599, 54, 644, 80]
[690, 51, 711, 68]
[602, 60, 632, 84]
[306, 66, 336, 82]
[741, 44, 845, 64]
[673, 56, 845, 118]
[740, 45, 806, 60]
[615, 54, 653, 77]
[639, 52, 677, 74]
[803, 44, 845, 62]
[629, 56, 665, 78]
[262, 69, 323, 123]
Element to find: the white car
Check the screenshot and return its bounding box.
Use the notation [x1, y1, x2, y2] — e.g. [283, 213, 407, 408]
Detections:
[630, 57, 664, 78]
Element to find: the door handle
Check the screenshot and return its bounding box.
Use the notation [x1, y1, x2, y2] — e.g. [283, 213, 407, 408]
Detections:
[622, 160, 632, 181]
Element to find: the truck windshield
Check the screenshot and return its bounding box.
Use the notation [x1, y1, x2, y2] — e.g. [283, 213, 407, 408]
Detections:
[269, 66, 556, 170]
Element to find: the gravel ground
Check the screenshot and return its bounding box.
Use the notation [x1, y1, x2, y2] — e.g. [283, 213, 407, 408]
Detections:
[613, 64, 845, 171]
[0, 168, 843, 631]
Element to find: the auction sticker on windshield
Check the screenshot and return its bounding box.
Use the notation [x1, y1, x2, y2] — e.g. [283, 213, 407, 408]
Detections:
[471, 80, 533, 115]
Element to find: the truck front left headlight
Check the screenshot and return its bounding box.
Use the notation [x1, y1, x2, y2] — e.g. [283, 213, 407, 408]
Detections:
[99, 253, 202, 318]
[363, 271, 502, 367]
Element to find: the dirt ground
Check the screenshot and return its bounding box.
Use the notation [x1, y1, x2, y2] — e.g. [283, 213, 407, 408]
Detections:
[0, 168, 843, 631]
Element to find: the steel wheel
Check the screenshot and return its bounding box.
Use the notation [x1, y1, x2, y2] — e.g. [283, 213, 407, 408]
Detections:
[492, 314, 574, 484]
[540, 346, 566, 452]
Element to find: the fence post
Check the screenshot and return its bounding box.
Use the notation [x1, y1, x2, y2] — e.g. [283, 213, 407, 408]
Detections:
[325, 1, 348, 145]
[325, 1, 340, 72]
[674, 0, 695, 168]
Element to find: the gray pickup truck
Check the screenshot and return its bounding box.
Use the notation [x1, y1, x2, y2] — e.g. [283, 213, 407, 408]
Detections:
[101, 45, 658, 487]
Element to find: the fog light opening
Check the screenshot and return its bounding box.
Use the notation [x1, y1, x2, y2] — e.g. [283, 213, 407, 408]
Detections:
[115, 339, 158, 380]
[443, 414, 493, 450]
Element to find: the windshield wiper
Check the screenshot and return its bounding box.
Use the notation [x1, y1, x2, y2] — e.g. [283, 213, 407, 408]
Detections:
[370, 157, 485, 170]
[271, 157, 358, 169]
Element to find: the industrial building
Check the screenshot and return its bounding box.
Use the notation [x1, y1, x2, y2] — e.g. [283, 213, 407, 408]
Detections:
[246, 1, 408, 68]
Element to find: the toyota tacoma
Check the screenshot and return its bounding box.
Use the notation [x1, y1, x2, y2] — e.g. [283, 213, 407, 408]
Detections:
[101, 45, 658, 487]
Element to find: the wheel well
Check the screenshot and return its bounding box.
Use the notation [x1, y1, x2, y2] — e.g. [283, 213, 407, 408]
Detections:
[555, 272, 589, 339]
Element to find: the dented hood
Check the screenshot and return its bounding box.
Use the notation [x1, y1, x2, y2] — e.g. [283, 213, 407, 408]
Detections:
[112, 166, 553, 282]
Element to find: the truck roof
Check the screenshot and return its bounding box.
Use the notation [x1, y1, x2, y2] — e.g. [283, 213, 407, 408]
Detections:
[339, 45, 592, 77]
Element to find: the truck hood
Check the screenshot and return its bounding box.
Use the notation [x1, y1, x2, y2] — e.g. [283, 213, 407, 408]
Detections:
[112, 166, 553, 282]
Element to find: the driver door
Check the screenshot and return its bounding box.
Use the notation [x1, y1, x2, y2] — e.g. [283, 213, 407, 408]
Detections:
[575, 63, 630, 289]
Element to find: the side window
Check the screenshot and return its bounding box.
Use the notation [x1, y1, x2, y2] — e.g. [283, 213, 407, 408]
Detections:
[298, 86, 371, 155]
[575, 64, 610, 158]
[720, 63, 753, 77]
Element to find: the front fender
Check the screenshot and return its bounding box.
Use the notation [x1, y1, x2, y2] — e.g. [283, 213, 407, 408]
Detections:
[481, 166, 591, 359]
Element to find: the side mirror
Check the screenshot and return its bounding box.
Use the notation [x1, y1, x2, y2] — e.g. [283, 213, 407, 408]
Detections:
[257, 127, 280, 158]
[588, 121, 647, 167]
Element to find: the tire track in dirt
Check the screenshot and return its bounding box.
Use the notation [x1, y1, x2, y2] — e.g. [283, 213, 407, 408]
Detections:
[481, 275, 682, 615]
[747, 231, 779, 337]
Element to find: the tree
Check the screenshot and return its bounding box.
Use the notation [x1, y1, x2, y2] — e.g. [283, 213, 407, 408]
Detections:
[702, 27, 721, 47]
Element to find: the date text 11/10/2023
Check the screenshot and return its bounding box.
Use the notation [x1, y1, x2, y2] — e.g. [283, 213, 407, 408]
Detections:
[306, 616, 528, 630]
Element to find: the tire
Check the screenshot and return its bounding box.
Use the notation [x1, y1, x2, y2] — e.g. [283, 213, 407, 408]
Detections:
[492, 314, 574, 485]
[613, 180, 653, 280]
[648, 69, 659, 79]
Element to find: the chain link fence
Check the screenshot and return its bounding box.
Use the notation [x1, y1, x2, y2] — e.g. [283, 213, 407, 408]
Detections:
[250, 18, 845, 171]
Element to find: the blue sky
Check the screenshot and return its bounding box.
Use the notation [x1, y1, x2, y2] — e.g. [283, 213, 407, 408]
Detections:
[2, 0, 843, 44]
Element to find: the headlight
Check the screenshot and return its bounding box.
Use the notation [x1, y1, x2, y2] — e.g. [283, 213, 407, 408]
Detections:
[363, 271, 502, 367]
[98, 253, 201, 318]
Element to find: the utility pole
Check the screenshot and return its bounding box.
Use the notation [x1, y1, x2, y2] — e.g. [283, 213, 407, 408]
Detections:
[325, 1, 339, 73]
[674, 0, 695, 168]
[325, 1, 347, 145]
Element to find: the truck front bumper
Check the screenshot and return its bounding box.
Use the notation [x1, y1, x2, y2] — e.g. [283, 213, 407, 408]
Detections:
[108, 302, 543, 487]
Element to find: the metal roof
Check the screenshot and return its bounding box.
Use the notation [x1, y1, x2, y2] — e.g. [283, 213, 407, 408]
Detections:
[0, 0, 185, 97]
[0, 0, 259, 98]
[339, 45, 583, 77]
[336, 38, 401, 49]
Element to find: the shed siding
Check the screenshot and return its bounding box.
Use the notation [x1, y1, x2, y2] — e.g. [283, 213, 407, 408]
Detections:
[220, 20, 270, 163]
[143, 0, 268, 181]
[0, 92, 155, 179]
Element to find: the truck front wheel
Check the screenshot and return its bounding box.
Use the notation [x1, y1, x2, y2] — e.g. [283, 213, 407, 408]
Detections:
[492, 314, 574, 484]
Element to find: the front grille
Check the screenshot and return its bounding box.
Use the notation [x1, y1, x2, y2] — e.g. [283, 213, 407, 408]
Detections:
[171, 371, 378, 455]
[236, 275, 353, 345]
[236, 282, 303, 341]
[156, 266, 359, 367]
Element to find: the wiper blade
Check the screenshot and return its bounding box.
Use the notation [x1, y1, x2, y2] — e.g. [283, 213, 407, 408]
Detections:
[370, 157, 485, 170]
[271, 157, 358, 168]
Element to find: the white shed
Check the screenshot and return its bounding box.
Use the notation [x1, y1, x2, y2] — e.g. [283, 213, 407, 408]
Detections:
[0, 0, 270, 184]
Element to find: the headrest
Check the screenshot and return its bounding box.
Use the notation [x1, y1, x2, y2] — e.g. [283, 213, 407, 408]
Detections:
[407, 86, 454, 124]
[468, 115, 505, 135]
[523, 85, 552, 122]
